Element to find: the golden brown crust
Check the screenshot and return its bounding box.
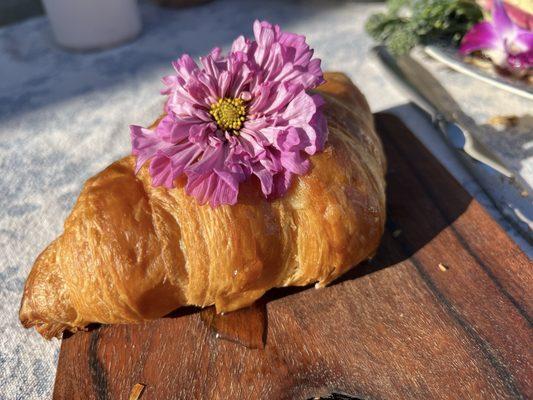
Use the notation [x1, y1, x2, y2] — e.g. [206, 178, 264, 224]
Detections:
[19, 72, 386, 339]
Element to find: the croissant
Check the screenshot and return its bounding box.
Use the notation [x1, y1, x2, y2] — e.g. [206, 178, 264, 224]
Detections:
[19, 72, 386, 339]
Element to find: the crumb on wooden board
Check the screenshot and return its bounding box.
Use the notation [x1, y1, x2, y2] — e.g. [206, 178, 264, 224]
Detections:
[129, 383, 146, 400]
[487, 115, 519, 129]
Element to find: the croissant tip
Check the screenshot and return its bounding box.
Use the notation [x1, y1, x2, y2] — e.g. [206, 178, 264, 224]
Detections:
[22, 318, 65, 340]
[19, 295, 33, 327]
[19, 295, 65, 340]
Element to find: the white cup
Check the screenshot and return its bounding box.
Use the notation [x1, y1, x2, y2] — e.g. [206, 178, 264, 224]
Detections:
[41, 0, 142, 51]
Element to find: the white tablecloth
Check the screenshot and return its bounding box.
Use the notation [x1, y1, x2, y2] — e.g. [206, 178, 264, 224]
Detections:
[1, 0, 531, 398]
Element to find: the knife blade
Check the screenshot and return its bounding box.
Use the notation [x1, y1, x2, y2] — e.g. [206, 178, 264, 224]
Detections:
[372, 45, 532, 242]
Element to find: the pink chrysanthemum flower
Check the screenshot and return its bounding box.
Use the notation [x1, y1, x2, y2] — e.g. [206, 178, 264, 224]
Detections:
[130, 20, 328, 207]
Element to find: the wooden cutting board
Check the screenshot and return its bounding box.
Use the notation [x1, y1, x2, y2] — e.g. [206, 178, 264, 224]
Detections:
[52, 113, 532, 400]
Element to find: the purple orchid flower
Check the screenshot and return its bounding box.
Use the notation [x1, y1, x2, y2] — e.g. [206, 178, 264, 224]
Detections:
[460, 0, 533, 71]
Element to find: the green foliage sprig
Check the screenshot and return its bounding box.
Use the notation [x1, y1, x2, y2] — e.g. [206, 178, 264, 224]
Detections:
[366, 0, 483, 54]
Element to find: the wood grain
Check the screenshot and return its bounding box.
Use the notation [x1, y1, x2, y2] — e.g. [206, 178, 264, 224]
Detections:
[53, 113, 533, 400]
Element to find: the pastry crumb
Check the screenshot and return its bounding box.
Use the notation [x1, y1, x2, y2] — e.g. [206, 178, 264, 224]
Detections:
[129, 383, 146, 400]
[438, 263, 449, 272]
[488, 115, 519, 129]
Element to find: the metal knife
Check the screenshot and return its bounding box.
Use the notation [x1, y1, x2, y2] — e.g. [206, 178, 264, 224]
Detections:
[372, 45, 532, 242]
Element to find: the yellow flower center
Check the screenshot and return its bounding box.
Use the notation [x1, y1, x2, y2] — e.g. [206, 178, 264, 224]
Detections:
[209, 97, 246, 134]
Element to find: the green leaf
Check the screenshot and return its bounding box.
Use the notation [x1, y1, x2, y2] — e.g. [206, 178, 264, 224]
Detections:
[387, 27, 419, 54]
[365, 0, 483, 54]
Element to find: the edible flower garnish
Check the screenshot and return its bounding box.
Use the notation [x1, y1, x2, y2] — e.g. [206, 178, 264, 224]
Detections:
[460, 0, 533, 71]
[131, 20, 327, 207]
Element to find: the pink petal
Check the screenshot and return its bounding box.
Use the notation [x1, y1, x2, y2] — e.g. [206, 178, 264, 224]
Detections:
[507, 51, 533, 69]
[506, 29, 533, 68]
[165, 142, 203, 172]
[169, 81, 211, 111]
[229, 60, 253, 97]
[460, 21, 501, 54]
[172, 54, 198, 80]
[130, 125, 167, 173]
[248, 82, 274, 115]
[255, 125, 283, 145]
[280, 150, 310, 175]
[253, 21, 286, 69]
[185, 172, 217, 205]
[252, 164, 274, 196]
[161, 75, 179, 95]
[211, 177, 239, 206]
[189, 75, 217, 104]
[260, 82, 301, 116]
[150, 142, 203, 188]
[261, 42, 285, 82]
[185, 145, 243, 207]
[272, 62, 319, 88]
[187, 144, 225, 175]
[279, 32, 309, 63]
[156, 114, 194, 142]
[188, 122, 217, 144]
[275, 127, 309, 152]
[217, 70, 231, 98]
[231, 35, 251, 53]
[282, 90, 317, 123]
[492, 0, 514, 34]
[513, 30, 533, 53]
[308, 95, 328, 153]
[200, 48, 224, 79]
[258, 149, 283, 173]
[253, 20, 276, 49]
[237, 130, 268, 158]
[271, 169, 293, 198]
[149, 155, 175, 188]
[307, 59, 325, 86]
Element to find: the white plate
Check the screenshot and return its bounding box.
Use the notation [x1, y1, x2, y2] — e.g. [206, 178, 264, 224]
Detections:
[424, 44, 533, 101]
